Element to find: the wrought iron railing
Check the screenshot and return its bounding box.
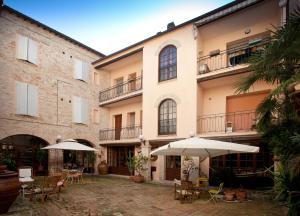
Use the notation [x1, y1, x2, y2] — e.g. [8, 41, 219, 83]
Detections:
[99, 76, 142, 103]
[99, 125, 142, 141]
[197, 110, 257, 134]
[198, 42, 265, 74]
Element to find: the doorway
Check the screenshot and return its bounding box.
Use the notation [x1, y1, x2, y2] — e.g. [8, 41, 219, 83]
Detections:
[166, 156, 181, 180]
[114, 114, 122, 140]
[107, 146, 134, 175]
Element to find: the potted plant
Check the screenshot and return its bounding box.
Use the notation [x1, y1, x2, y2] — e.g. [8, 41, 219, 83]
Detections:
[131, 152, 148, 183]
[87, 152, 96, 173]
[36, 147, 47, 172]
[182, 156, 197, 181]
[236, 186, 247, 201]
[2, 153, 16, 171]
[127, 151, 135, 179]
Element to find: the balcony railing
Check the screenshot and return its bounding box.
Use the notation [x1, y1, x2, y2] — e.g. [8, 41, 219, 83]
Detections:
[197, 110, 257, 134]
[198, 42, 265, 74]
[99, 76, 142, 103]
[99, 125, 142, 141]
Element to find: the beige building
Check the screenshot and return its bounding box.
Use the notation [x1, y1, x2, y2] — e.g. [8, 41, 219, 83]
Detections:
[93, 0, 285, 184]
[0, 0, 290, 184]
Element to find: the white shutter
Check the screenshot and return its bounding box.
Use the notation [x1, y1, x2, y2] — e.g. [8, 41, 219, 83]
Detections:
[81, 99, 88, 124]
[16, 82, 28, 115]
[74, 59, 83, 80]
[16, 35, 28, 60]
[27, 84, 38, 116]
[28, 39, 38, 64]
[82, 62, 89, 82]
[72, 96, 82, 123]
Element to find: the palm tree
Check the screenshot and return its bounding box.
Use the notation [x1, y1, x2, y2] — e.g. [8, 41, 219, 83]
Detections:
[235, 10, 300, 215]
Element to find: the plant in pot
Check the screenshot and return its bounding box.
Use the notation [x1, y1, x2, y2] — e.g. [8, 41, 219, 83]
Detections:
[2, 153, 16, 171]
[36, 146, 47, 172]
[182, 156, 197, 181]
[131, 152, 148, 183]
[87, 152, 96, 173]
[127, 151, 135, 179]
[98, 160, 108, 175]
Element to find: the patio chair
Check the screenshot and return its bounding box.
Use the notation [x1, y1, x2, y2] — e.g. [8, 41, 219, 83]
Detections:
[18, 166, 34, 198]
[208, 182, 224, 204]
[40, 175, 62, 203]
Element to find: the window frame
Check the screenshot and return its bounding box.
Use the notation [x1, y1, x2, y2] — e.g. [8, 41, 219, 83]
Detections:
[158, 45, 177, 82]
[158, 99, 177, 135]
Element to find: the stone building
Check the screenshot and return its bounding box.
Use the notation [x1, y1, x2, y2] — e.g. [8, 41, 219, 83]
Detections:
[0, 5, 105, 175]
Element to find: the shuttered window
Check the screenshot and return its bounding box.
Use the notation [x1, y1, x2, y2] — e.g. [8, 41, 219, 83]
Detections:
[72, 96, 89, 124]
[16, 35, 38, 64]
[74, 59, 89, 82]
[16, 82, 38, 116]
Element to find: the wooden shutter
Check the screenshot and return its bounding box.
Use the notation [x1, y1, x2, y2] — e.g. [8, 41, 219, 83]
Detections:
[27, 84, 38, 116]
[74, 59, 83, 80]
[82, 62, 89, 82]
[16, 82, 28, 115]
[28, 38, 38, 64]
[72, 96, 82, 123]
[16, 35, 28, 60]
[81, 98, 89, 124]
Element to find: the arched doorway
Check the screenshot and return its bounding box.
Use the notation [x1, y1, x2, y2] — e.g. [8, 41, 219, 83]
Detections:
[0, 134, 49, 175]
[63, 139, 96, 173]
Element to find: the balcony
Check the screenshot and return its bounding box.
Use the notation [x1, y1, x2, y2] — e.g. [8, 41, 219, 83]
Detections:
[99, 76, 142, 105]
[197, 42, 265, 78]
[197, 110, 257, 135]
[99, 125, 142, 141]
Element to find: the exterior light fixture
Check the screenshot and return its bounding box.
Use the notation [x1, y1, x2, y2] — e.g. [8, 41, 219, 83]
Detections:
[139, 134, 145, 145]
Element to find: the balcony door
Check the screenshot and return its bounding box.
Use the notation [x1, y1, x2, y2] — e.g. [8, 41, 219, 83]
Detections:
[226, 91, 269, 131]
[114, 114, 122, 140]
[128, 73, 136, 91]
[115, 77, 124, 96]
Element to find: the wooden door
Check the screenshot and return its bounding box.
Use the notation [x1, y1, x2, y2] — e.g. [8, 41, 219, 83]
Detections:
[114, 114, 122, 140]
[166, 156, 181, 180]
[107, 146, 134, 175]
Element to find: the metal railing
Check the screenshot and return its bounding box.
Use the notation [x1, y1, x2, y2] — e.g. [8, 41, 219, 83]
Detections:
[197, 110, 257, 134]
[198, 43, 265, 74]
[99, 125, 142, 141]
[99, 76, 142, 103]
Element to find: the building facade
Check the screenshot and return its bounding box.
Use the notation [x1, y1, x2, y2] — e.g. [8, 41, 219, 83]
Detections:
[0, 0, 290, 183]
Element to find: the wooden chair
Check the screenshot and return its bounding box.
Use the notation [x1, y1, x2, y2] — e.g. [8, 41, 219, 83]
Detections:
[174, 179, 195, 203]
[40, 175, 62, 203]
[208, 182, 224, 204]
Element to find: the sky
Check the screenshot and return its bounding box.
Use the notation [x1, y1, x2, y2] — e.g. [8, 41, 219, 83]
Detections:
[5, 0, 232, 55]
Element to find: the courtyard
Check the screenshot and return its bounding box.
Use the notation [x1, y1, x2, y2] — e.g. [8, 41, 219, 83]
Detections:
[5, 176, 286, 216]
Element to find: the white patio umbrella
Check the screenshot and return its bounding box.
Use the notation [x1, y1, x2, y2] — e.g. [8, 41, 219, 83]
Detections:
[150, 137, 259, 159]
[42, 139, 97, 151]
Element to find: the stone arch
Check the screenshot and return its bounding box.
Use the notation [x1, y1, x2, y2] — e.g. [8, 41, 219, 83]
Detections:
[0, 134, 49, 175]
[154, 94, 181, 108]
[155, 39, 181, 56]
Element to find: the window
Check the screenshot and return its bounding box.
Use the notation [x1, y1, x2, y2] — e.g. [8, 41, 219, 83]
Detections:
[158, 99, 176, 135]
[16, 82, 38, 116]
[74, 59, 89, 82]
[127, 112, 135, 127]
[16, 35, 38, 64]
[93, 108, 100, 124]
[159, 45, 177, 82]
[115, 77, 124, 95]
[94, 72, 100, 85]
[72, 96, 88, 124]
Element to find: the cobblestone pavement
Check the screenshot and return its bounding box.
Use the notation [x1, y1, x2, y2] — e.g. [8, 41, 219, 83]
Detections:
[5, 176, 285, 216]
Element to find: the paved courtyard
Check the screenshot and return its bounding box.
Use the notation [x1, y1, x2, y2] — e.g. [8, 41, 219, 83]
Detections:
[5, 176, 286, 216]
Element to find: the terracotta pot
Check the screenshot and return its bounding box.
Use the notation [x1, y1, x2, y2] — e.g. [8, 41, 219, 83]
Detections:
[236, 190, 247, 201]
[132, 175, 144, 183]
[0, 165, 6, 173]
[97, 161, 108, 175]
[224, 191, 236, 201]
[0, 166, 21, 214]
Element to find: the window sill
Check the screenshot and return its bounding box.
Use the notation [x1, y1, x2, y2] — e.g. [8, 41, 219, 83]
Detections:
[158, 77, 177, 84]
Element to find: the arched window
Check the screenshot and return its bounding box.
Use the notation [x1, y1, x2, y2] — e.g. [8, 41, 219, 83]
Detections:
[159, 45, 177, 82]
[158, 99, 176, 135]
